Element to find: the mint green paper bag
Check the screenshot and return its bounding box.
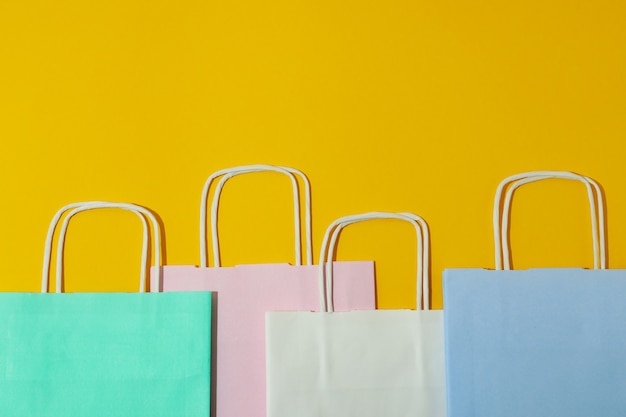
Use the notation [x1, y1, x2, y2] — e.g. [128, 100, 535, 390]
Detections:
[0, 202, 212, 417]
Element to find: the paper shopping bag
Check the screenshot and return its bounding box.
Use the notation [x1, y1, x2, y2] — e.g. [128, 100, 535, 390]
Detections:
[155, 165, 376, 417]
[443, 171, 626, 417]
[0, 202, 212, 417]
[266, 212, 446, 417]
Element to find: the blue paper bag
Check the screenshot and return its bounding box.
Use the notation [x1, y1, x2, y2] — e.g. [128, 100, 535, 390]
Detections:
[444, 171, 626, 417]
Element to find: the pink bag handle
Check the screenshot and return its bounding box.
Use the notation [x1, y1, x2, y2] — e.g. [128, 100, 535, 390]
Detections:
[41, 202, 161, 293]
[200, 165, 312, 267]
[318, 212, 429, 313]
[493, 171, 606, 270]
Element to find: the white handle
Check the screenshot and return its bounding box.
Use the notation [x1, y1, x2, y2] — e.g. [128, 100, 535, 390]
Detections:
[42, 202, 161, 293]
[493, 171, 606, 270]
[318, 212, 429, 313]
[209, 167, 303, 267]
[200, 164, 312, 267]
[42, 202, 120, 292]
[501, 175, 604, 270]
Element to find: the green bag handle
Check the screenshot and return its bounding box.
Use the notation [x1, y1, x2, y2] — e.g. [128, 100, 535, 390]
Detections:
[41, 202, 161, 293]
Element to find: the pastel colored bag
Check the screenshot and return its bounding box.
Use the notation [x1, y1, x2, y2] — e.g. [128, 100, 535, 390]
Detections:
[0, 202, 212, 417]
[266, 212, 446, 417]
[443, 171, 626, 417]
[156, 165, 376, 417]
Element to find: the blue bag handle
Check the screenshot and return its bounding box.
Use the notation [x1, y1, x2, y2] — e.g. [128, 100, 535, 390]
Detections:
[493, 171, 605, 270]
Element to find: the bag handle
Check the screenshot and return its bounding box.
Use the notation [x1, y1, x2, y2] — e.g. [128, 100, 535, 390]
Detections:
[200, 164, 312, 267]
[210, 166, 311, 267]
[318, 212, 429, 313]
[493, 171, 606, 270]
[41, 202, 161, 293]
[500, 175, 605, 270]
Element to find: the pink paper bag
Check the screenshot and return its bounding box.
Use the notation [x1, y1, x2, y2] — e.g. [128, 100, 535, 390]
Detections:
[153, 165, 376, 417]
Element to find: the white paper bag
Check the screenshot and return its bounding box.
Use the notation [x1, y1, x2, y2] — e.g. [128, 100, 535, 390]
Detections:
[266, 212, 446, 417]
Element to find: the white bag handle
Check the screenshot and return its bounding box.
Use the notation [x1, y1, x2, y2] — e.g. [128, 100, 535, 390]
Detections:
[318, 212, 429, 313]
[41, 202, 161, 293]
[200, 164, 312, 268]
[493, 171, 606, 270]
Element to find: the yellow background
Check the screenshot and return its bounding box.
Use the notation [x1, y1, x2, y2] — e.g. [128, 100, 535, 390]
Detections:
[1, 0, 625, 308]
